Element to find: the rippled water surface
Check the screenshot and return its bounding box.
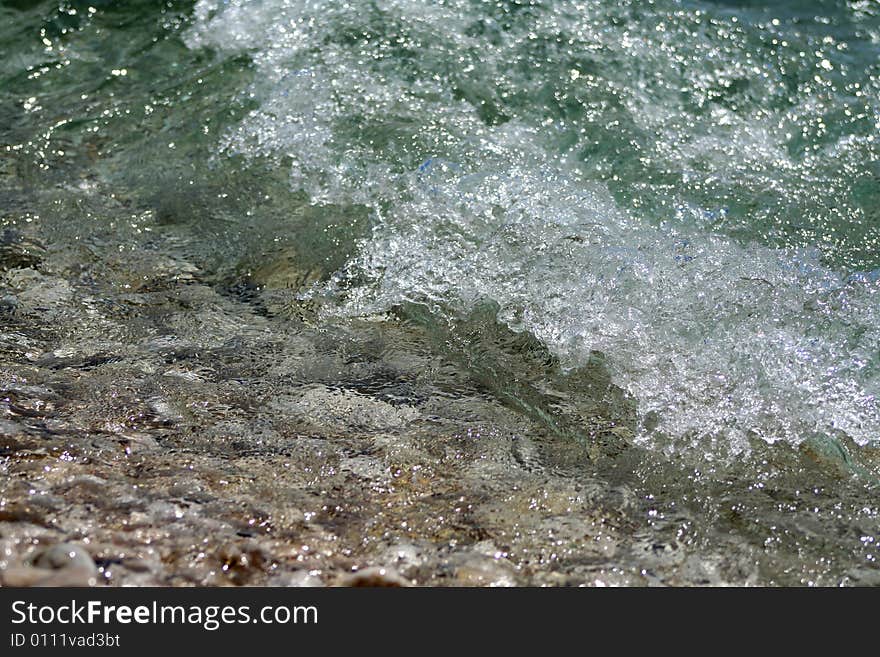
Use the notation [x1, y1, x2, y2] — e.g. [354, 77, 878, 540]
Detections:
[1, 0, 880, 586]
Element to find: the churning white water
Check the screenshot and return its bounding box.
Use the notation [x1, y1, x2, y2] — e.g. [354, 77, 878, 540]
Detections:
[187, 0, 880, 454]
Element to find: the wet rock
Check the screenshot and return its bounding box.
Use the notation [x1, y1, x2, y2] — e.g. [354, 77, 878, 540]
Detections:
[675, 553, 744, 587]
[33, 542, 96, 572]
[35, 350, 115, 370]
[147, 397, 183, 425]
[843, 567, 880, 586]
[340, 455, 392, 484]
[144, 501, 189, 523]
[378, 542, 428, 576]
[215, 541, 270, 584]
[0, 229, 46, 270]
[167, 481, 212, 503]
[251, 248, 323, 291]
[3, 269, 73, 317]
[275, 386, 420, 433]
[0, 294, 17, 311]
[0, 542, 99, 587]
[109, 251, 201, 291]
[119, 558, 154, 574]
[268, 570, 324, 587]
[53, 474, 108, 496]
[120, 432, 161, 455]
[241, 245, 325, 318]
[28, 494, 63, 511]
[1, 564, 52, 587]
[87, 544, 158, 575]
[450, 554, 518, 587]
[630, 535, 686, 571]
[0, 502, 49, 526]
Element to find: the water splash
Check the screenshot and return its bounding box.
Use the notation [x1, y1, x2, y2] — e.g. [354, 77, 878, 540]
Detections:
[187, 0, 880, 454]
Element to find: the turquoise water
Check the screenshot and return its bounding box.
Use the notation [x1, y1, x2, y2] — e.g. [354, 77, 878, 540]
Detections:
[192, 0, 880, 453]
[3, 0, 880, 584]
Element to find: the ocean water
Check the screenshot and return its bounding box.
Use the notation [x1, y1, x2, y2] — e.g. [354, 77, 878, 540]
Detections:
[2, 0, 880, 585]
[185, 0, 880, 454]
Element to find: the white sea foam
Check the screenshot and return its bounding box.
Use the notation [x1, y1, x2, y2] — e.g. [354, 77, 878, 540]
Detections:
[187, 0, 880, 452]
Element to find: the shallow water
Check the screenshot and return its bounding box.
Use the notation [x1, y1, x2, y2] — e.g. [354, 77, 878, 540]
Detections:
[1, 0, 879, 586]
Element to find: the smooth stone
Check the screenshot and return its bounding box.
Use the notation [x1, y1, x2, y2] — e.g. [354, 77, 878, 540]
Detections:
[451, 553, 518, 587]
[1, 565, 51, 587]
[33, 542, 97, 572]
[1, 543, 98, 587]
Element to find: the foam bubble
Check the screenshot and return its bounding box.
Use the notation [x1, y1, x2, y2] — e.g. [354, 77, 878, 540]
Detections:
[187, 0, 880, 452]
